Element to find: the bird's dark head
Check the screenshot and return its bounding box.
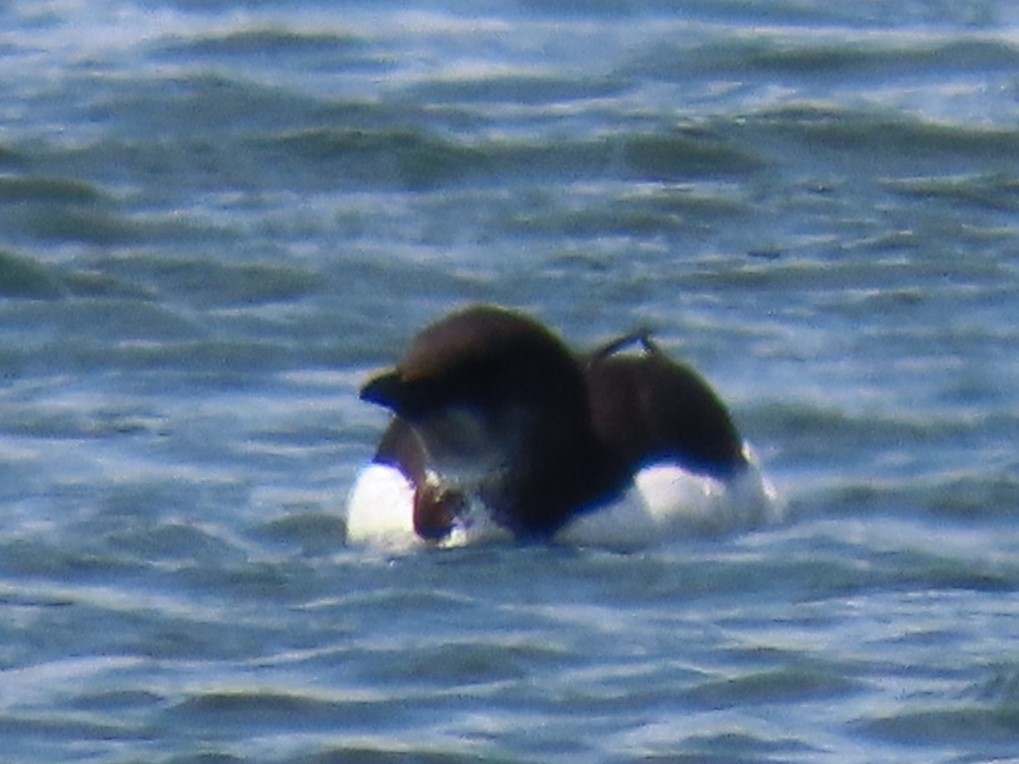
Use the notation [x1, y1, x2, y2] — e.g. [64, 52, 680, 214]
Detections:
[361, 304, 590, 469]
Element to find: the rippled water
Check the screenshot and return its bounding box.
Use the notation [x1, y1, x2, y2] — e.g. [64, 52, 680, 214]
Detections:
[3, 1, 1019, 761]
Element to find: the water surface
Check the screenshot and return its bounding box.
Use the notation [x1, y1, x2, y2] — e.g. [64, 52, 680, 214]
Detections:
[2, 1, 1019, 761]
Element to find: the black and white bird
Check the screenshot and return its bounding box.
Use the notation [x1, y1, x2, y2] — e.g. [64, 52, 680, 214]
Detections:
[346, 304, 779, 549]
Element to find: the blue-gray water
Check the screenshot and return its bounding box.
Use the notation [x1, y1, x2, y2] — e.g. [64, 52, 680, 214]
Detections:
[3, 1, 1019, 761]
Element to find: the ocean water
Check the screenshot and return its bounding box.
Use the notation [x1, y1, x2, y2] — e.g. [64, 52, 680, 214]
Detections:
[3, 0, 1019, 761]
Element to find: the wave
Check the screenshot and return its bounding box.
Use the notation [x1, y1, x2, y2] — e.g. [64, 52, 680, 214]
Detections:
[630, 36, 1019, 82]
[158, 27, 367, 59]
[0, 250, 62, 299]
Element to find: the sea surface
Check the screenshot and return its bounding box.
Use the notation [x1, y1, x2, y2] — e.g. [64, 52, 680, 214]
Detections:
[2, 0, 1019, 761]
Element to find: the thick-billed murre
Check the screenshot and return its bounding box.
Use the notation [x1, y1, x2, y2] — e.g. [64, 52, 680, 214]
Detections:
[346, 304, 778, 549]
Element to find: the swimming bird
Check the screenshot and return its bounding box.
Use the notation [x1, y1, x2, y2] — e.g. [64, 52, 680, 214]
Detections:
[345, 304, 778, 549]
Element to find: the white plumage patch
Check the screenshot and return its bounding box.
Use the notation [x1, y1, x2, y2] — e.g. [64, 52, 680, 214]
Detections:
[344, 445, 782, 552]
[556, 446, 782, 550]
[344, 463, 513, 551]
[344, 463, 420, 551]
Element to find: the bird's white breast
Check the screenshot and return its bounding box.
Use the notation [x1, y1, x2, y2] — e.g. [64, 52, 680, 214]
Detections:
[555, 446, 781, 550]
[344, 445, 781, 551]
[344, 463, 513, 551]
[344, 463, 420, 551]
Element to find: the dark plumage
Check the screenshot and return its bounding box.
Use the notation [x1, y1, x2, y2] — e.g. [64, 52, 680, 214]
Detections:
[360, 304, 746, 542]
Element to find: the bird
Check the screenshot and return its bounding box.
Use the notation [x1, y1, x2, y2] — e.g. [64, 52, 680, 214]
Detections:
[345, 304, 778, 550]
